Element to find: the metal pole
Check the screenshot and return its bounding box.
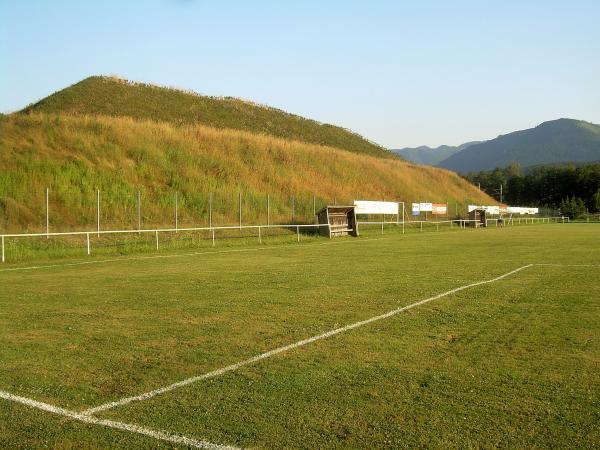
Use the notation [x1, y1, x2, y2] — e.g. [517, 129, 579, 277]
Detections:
[137, 190, 141, 232]
[86, 232, 90, 255]
[212, 228, 215, 246]
[45, 187, 49, 239]
[96, 189, 100, 237]
[1, 236, 4, 263]
[267, 194, 270, 227]
[297, 225, 300, 242]
[500, 184, 503, 203]
[402, 202, 405, 234]
[155, 230, 159, 250]
[258, 226, 262, 244]
[239, 191, 242, 230]
[209, 193, 213, 229]
[175, 192, 178, 232]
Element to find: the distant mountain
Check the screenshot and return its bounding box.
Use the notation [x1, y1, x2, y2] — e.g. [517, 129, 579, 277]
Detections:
[392, 142, 481, 165]
[438, 119, 600, 173]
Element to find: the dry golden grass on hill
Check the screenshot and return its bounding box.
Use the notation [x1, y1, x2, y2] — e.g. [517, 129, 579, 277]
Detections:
[0, 113, 493, 232]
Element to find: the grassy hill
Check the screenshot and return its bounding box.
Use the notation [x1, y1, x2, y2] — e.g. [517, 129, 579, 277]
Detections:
[438, 119, 600, 173]
[22, 76, 393, 159]
[0, 113, 493, 232]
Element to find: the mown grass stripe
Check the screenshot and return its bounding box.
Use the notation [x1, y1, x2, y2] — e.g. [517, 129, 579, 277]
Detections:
[82, 264, 533, 416]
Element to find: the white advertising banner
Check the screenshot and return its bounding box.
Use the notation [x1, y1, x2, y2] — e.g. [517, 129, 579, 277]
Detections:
[412, 203, 420, 215]
[432, 203, 447, 215]
[354, 200, 399, 215]
[468, 205, 479, 212]
[419, 202, 433, 212]
[484, 205, 500, 215]
[507, 206, 539, 215]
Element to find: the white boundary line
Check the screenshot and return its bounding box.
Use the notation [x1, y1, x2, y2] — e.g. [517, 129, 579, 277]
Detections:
[82, 264, 534, 416]
[0, 236, 390, 273]
[0, 390, 238, 450]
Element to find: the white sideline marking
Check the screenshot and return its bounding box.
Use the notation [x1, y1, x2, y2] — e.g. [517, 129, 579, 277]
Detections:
[535, 263, 600, 267]
[82, 264, 534, 416]
[0, 236, 389, 273]
[0, 390, 238, 450]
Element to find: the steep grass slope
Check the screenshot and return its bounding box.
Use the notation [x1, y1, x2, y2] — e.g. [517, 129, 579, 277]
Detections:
[22, 76, 393, 159]
[0, 114, 492, 232]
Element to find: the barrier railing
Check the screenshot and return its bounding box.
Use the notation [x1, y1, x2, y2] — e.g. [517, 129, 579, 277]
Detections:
[0, 216, 569, 263]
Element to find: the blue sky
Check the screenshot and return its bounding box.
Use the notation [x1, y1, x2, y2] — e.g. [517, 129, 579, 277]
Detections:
[1, 0, 599, 147]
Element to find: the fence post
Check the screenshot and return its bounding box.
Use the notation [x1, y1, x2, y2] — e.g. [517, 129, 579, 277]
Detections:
[402, 202, 405, 234]
[137, 190, 141, 233]
[86, 232, 90, 256]
[297, 225, 300, 242]
[420, 221, 423, 232]
[45, 187, 49, 239]
[96, 189, 100, 237]
[155, 230, 159, 250]
[1, 236, 4, 263]
[258, 226, 262, 244]
[267, 194, 270, 228]
[175, 192, 178, 232]
[209, 193, 213, 229]
[239, 191, 242, 230]
[212, 228, 215, 246]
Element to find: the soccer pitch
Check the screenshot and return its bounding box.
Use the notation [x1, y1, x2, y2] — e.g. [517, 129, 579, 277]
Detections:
[1, 224, 599, 449]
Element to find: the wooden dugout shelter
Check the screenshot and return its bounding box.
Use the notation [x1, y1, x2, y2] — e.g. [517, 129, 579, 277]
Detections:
[316, 206, 359, 238]
[468, 208, 487, 227]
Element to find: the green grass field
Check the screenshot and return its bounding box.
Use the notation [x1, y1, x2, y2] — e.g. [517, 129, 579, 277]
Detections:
[1, 224, 599, 449]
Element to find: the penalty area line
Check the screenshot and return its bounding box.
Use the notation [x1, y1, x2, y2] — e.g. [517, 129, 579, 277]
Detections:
[0, 390, 238, 450]
[82, 263, 534, 416]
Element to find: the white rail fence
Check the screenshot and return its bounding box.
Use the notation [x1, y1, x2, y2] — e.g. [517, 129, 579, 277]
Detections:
[0, 216, 569, 263]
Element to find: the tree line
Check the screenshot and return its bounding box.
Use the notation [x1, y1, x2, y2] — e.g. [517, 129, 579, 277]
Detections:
[464, 162, 600, 218]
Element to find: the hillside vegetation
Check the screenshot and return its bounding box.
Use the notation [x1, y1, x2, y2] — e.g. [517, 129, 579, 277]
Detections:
[22, 76, 393, 159]
[0, 113, 492, 232]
